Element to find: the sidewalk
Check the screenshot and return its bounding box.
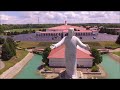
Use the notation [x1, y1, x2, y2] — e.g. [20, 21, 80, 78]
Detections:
[109, 48, 120, 52]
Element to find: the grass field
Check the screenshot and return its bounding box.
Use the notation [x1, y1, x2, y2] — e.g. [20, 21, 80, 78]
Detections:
[84, 41, 120, 49]
[0, 50, 28, 75]
[18, 41, 40, 48]
[18, 41, 120, 49]
[112, 52, 120, 56]
[17, 41, 55, 49]
[99, 41, 120, 48]
[4, 28, 44, 32]
[84, 42, 102, 49]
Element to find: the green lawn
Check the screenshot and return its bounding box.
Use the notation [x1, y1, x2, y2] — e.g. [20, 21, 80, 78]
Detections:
[84, 42, 102, 49]
[18, 41, 55, 49]
[113, 52, 120, 56]
[0, 50, 28, 75]
[18, 41, 40, 49]
[18, 41, 120, 49]
[84, 41, 120, 49]
[37, 42, 56, 49]
[99, 41, 120, 49]
[4, 28, 44, 32]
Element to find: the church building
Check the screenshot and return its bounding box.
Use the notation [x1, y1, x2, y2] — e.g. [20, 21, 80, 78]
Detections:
[48, 44, 94, 68]
[35, 21, 98, 41]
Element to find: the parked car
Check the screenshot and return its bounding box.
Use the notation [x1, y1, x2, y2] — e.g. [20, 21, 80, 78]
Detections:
[93, 37, 96, 39]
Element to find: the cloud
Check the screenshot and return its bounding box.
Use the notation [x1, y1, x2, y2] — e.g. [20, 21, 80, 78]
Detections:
[0, 11, 120, 24]
[0, 14, 16, 21]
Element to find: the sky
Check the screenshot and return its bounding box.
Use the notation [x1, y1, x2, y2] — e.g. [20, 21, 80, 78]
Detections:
[0, 11, 120, 24]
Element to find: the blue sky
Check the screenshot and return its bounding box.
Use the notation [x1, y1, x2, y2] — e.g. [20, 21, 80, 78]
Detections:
[0, 11, 120, 24]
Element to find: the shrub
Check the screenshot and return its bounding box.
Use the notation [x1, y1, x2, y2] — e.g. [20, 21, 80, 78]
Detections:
[91, 65, 99, 72]
[45, 65, 51, 71]
[91, 48, 102, 66]
[42, 47, 51, 66]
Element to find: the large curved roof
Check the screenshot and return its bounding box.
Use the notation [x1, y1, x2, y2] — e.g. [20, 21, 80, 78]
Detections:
[48, 44, 94, 59]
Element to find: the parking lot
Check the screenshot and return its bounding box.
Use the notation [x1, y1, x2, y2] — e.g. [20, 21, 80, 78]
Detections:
[0, 33, 118, 42]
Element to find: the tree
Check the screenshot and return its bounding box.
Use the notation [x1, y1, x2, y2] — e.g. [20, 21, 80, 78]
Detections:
[13, 31, 18, 35]
[91, 48, 102, 66]
[7, 32, 11, 36]
[116, 35, 120, 44]
[42, 47, 51, 66]
[0, 37, 5, 44]
[6, 37, 16, 56]
[1, 40, 13, 60]
[32, 30, 35, 33]
[99, 27, 105, 33]
[0, 25, 4, 33]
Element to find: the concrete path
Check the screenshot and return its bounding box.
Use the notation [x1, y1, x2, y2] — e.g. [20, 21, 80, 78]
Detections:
[0, 60, 5, 70]
[0, 53, 34, 79]
[109, 48, 120, 52]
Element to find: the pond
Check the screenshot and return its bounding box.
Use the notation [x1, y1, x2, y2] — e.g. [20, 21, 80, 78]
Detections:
[14, 54, 44, 79]
[101, 54, 120, 79]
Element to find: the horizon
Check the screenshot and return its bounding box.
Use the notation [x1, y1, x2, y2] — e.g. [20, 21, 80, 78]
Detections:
[1, 23, 120, 25]
[0, 11, 120, 24]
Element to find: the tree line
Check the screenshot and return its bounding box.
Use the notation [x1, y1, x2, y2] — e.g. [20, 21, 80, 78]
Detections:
[1, 23, 120, 33]
[99, 27, 120, 35]
[0, 24, 62, 32]
[5, 30, 36, 36]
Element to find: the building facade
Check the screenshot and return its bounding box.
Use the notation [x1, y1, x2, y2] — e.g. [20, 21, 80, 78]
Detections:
[35, 21, 99, 41]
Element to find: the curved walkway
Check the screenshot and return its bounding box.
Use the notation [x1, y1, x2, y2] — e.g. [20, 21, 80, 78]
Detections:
[109, 48, 120, 52]
[0, 60, 5, 70]
[0, 53, 34, 79]
[108, 48, 120, 63]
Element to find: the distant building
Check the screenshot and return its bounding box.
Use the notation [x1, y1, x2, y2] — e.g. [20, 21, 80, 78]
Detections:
[106, 28, 120, 35]
[48, 44, 94, 68]
[35, 21, 99, 41]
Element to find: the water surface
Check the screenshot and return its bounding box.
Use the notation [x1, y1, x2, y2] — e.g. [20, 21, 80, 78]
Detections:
[15, 54, 44, 79]
[101, 54, 120, 79]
